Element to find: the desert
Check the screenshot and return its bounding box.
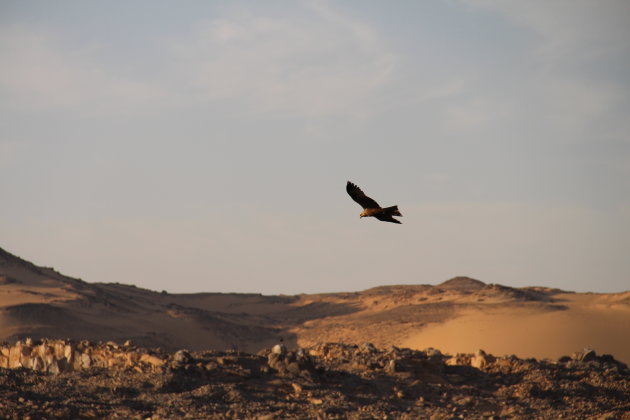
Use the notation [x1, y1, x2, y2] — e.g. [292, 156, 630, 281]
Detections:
[4, 1, 630, 418]
[1, 247, 629, 364]
[2, 246, 630, 419]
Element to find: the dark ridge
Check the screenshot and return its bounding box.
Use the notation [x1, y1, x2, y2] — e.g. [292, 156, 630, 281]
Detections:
[522, 286, 571, 295]
[2, 303, 82, 325]
[437, 276, 486, 291]
[478, 284, 554, 302]
[0, 275, 21, 285]
[361, 285, 433, 296]
[0, 246, 43, 272]
[0, 245, 87, 287]
[0, 246, 16, 260]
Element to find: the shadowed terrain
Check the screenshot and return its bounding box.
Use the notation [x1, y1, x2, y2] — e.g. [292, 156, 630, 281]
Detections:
[1, 339, 629, 419]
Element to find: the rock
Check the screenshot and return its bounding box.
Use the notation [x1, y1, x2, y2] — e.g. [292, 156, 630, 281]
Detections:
[385, 359, 398, 373]
[470, 349, 495, 370]
[361, 342, 377, 353]
[271, 344, 287, 356]
[308, 348, 322, 357]
[64, 344, 73, 360]
[81, 353, 92, 368]
[446, 354, 469, 366]
[267, 352, 284, 372]
[72, 350, 83, 370]
[33, 356, 45, 371]
[572, 348, 598, 362]
[47, 360, 60, 375]
[53, 342, 66, 358]
[596, 412, 619, 420]
[581, 348, 597, 362]
[20, 354, 33, 369]
[291, 383, 302, 394]
[126, 351, 140, 366]
[286, 361, 301, 375]
[172, 350, 191, 368]
[9, 344, 22, 368]
[558, 355, 572, 363]
[266, 347, 315, 377]
[140, 354, 165, 368]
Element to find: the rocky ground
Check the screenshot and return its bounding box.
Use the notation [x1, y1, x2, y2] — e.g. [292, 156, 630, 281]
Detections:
[1, 340, 629, 419]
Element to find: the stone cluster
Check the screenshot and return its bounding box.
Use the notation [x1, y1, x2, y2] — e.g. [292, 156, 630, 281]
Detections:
[445, 348, 497, 370]
[0, 338, 166, 373]
[2, 340, 629, 419]
[262, 343, 315, 377]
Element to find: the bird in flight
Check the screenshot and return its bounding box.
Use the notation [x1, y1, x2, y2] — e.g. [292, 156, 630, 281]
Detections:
[346, 181, 402, 224]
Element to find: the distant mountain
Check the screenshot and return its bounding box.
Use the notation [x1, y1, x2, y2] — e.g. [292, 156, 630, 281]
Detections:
[0, 246, 283, 352]
[437, 276, 486, 291]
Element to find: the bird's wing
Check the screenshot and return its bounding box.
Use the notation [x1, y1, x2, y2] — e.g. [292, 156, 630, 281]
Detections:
[375, 214, 402, 224]
[346, 181, 380, 209]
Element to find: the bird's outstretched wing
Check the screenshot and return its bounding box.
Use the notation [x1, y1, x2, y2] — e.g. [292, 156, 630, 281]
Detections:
[375, 214, 402, 224]
[346, 181, 380, 209]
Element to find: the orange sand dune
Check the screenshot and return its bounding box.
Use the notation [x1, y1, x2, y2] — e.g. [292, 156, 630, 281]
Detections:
[401, 293, 630, 362]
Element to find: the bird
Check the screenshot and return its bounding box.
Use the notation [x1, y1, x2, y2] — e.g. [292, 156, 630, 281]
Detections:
[346, 181, 402, 224]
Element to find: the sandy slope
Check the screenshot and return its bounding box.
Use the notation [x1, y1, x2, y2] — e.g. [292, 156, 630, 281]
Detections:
[401, 292, 630, 362]
[1, 246, 629, 364]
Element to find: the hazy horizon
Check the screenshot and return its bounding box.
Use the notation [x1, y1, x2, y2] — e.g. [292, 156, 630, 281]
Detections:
[2, 1, 629, 294]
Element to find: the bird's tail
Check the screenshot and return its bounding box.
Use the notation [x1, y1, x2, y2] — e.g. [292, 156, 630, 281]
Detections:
[384, 205, 402, 217]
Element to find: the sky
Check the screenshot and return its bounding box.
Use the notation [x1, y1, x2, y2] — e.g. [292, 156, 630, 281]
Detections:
[1, 0, 629, 295]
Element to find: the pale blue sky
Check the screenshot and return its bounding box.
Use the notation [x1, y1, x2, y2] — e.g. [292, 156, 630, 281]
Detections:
[1, 0, 629, 294]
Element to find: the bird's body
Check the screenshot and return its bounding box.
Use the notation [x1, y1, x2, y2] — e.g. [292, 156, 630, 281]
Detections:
[346, 181, 402, 224]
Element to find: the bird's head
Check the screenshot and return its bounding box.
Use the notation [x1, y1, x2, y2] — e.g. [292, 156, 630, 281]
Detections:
[359, 210, 368, 218]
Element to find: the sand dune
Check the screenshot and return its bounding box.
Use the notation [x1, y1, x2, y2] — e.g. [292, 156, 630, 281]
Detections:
[401, 293, 630, 361]
[1, 246, 629, 364]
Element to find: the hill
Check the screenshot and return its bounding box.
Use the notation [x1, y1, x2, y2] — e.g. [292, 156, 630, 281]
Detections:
[1, 246, 629, 364]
